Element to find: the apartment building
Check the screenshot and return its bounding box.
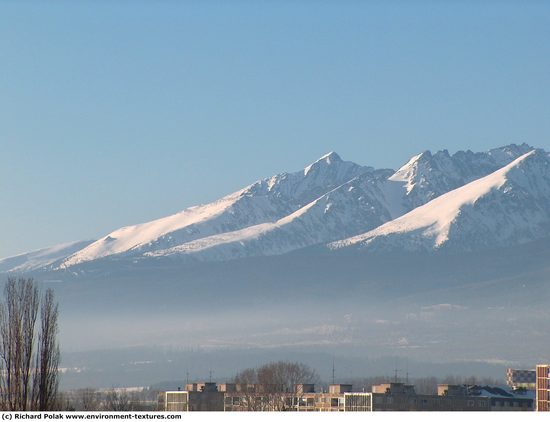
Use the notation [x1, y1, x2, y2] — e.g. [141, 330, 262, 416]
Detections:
[159, 383, 369, 411]
[158, 380, 533, 412]
[438, 384, 533, 411]
[372, 382, 488, 411]
[221, 383, 364, 411]
[158, 382, 224, 411]
[157, 391, 188, 411]
[536, 364, 550, 411]
[506, 368, 536, 389]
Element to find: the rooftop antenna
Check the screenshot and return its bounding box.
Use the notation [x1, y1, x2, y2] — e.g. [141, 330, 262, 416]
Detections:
[186, 370, 189, 385]
[406, 360, 409, 384]
[332, 358, 335, 385]
[209, 369, 213, 383]
[394, 368, 399, 383]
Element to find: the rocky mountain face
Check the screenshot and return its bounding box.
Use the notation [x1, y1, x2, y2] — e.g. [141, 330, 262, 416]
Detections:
[388, 143, 533, 209]
[331, 149, 550, 252]
[1, 143, 546, 272]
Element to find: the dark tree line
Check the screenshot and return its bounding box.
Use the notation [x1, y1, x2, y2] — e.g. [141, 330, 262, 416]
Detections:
[60, 388, 155, 411]
[0, 278, 60, 410]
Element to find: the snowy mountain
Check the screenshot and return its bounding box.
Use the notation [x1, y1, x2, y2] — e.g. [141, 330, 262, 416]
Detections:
[0, 240, 94, 273]
[330, 149, 550, 252]
[388, 143, 533, 209]
[139, 144, 536, 262]
[58, 152, 370, 268]
[144, 169, 396, 261]
[1, 143, 547, 273]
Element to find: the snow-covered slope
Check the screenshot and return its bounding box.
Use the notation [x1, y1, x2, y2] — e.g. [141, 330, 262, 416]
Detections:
[144, 169, 397, 261]
[0, 240, 94, 273]
[59, 152, 369, 268]
[140, 144, 535, 262]
[330, 149, 550, 252]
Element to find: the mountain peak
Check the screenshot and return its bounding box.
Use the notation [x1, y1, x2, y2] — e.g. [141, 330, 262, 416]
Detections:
[304, 151, 343, 175]
[318, 151, 342, 162]
[487, 143, 534, 167]
[388, 150, 431, 184]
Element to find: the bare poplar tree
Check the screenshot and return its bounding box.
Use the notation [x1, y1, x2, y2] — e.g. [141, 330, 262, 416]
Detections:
[32, 288, 60, 410]
[0, 278, 60, 411]
[0, 278, 39, 410]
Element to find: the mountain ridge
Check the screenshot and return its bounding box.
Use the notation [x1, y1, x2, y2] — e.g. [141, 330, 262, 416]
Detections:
[1, 143, 546, 273]
[330, 149, 550, 252]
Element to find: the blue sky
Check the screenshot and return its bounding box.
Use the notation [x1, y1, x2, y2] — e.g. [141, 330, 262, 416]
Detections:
[1, 0, 549, 257]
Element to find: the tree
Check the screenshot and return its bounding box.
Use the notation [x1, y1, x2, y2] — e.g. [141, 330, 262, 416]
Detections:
[233, 367, 263, 411]
[0, 278, 60, 411]
[0, 278, 39, 410]
[441, 375, 502, 387]
[234, 361, 318, 411]
[33, 288, 60, 410]
[104, 390, 142, 411]
[77, 388, 100, 411]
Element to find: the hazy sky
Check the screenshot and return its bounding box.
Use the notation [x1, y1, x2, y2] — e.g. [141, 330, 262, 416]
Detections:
[1, 0, 549, 257]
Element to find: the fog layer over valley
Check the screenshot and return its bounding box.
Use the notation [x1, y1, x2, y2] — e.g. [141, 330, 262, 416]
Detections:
[41, 240, 550, 388]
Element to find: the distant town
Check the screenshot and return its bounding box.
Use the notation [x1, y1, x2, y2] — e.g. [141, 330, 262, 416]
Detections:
[155, 364, 550, 412]
[58, 363, 550, 412]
